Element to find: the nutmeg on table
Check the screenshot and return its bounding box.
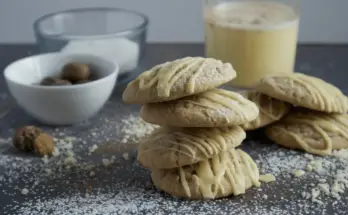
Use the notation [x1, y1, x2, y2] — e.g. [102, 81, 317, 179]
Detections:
[13, 125, 55, 156]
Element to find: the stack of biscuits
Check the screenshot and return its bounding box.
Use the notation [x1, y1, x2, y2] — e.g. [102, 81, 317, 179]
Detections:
[122, 56, 348, 199]
[252, 73, 348, 156]
[232, 73, 348, 156]
[122, 57, 262, 199]
[233, 73, 348, 156]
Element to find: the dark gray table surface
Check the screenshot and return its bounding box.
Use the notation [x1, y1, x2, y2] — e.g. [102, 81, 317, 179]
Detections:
[0, 44, 348, 215]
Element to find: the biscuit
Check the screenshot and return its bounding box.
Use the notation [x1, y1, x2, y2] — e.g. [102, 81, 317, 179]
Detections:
[241, 91, 291, 130]
[123, 57, 236, 104]
[151, 149, 260, 199]
[138, 126, 246, 169]
[266, 110, 348, 156]
[140, 89, 259, 127]
[256, 73, 348, 114]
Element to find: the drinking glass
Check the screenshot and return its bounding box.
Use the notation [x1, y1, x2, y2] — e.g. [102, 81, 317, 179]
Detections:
[204, 0, 300, 89]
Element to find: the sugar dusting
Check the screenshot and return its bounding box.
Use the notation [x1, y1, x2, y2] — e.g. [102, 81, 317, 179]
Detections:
[3, 136, 348, 214]
[249, 141, 348, 206]
[0, 92, 348, 214]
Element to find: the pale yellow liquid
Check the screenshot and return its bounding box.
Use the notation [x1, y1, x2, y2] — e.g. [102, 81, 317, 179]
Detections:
[205, 1, 299, 88]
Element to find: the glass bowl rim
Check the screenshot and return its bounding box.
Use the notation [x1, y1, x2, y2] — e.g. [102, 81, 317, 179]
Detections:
[33, 7, 149, 40]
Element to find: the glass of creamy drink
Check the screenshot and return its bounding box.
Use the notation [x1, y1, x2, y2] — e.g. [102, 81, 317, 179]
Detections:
[204, 0, 300, 89]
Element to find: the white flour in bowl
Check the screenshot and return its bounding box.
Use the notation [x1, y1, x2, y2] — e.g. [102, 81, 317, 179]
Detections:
[61, 38, 140, 74]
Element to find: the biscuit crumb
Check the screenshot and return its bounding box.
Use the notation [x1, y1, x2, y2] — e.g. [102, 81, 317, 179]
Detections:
[310, 160, 323, 172]
[64, 156, 77, 166]
[259, 174, 276, 183]
[318, 183, 330, 195]
[52, 148, 60, 157]
[311, 188, 320, 199]
[292, 169, 305, 177]
[331, 181, 344, 193]
[312, 198, 324, 205]
[306, 164, 313, 171]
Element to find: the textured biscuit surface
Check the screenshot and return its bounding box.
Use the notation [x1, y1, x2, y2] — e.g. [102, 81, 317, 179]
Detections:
[151, 149, 260, 199]
[123, 57, 236, 104]
[256, 73, 348, 113]
[138, 126, 246, 169]
[266, 110, 348, 155]
[241, 91, 291, 130]
[141, 89, 259, 127]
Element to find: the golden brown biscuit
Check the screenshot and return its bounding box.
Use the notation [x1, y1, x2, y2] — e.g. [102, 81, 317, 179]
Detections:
[138, 126, 245, 169]
[256, 73, 348, 114]
[266, 110, 348, 155]
[151, 149, 260, 199]
[140, 89, 259, 127]
[123, 57, 236, 104]
[241, 91, 291, 130]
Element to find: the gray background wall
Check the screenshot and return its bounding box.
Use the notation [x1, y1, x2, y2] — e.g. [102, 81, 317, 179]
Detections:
[1, 0, 348, 43]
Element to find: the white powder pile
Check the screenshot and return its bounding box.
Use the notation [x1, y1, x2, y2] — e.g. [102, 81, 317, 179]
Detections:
[69, 112, 157, 146]
[120, 114, 158, 144]
[61, 38, 140, 74]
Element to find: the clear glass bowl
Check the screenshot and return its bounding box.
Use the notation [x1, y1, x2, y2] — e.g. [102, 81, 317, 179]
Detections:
[34, 7, 149, 75]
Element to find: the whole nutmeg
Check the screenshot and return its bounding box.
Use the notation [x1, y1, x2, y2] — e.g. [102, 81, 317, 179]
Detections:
[61, 62, 90, 83]
[33, 133, 55, 156]
[41, 77, 72, 86]
[13, 126, 42, 152]
[13, 126, 55, 156]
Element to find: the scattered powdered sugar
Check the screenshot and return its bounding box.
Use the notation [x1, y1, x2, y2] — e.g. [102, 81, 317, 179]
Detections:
[16, 189, 161, 215]
[21, 188, 29, 195]
[248, 140, 348, 206]
[122, 152, 130, 160]
[88, 144, 99, 155]
[0, 109, 158, 196]
[12, 180, 341, 215]
[3, 138, 348, 215]
[252, 143, 310, 177]
[1, 96, 348, 214]
[120, 115, 158, 144]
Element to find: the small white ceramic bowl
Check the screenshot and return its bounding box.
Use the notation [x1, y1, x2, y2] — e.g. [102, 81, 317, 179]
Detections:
[4, 53, 118, 125]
